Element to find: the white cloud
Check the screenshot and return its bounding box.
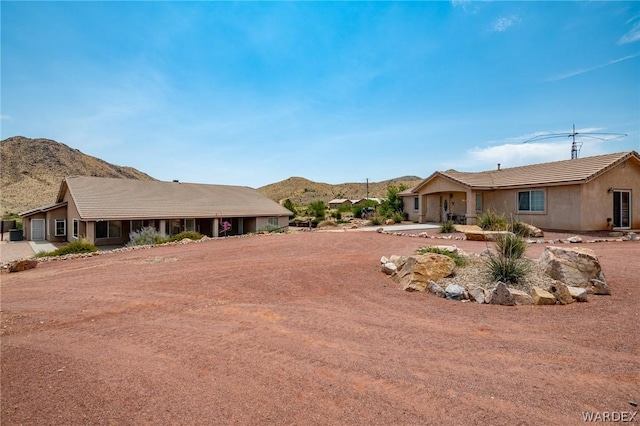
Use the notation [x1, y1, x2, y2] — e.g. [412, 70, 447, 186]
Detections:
[0, 114, 11, 121]
[619, 17, 640, 44]
[490, 15, 521, 33]
[546, 53, 640, 82]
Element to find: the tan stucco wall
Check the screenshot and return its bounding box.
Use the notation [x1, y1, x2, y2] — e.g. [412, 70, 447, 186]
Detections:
[46, 206, 69, 243]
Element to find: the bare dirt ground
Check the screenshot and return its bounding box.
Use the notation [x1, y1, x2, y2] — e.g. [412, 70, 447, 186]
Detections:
[1, 231, 638, 425]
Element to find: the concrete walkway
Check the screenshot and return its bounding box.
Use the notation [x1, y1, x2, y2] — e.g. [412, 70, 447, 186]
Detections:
[357, 223, 441, 232]
[0, 236, 59, 264]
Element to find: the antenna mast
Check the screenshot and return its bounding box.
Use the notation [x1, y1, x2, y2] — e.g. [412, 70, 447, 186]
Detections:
[522, 124, 627, 159]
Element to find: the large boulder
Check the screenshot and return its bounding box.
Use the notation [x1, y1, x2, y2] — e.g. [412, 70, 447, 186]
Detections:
[538, 246, 609, 294]
[465, 230, 515, 242]
[8, 259, 38, 273]
[520, 223, 544, 238]
[427, 280, 446, 298]
[393, 254, 455, 292]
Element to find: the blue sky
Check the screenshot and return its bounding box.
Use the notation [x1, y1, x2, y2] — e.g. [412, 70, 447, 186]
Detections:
[2, 1, 639, 188]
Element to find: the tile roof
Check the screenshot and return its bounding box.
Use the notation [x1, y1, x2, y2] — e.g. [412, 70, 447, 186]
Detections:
[406, 151, 639, 193]
[58, 176, 292, 220]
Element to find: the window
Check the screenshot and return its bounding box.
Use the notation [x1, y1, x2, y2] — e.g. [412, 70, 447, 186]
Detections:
[96, 220, 122, 238]
[185, 219, 196, 232]
[73, 219, 79, 238]
[268, 217, 279, 226]
[55, 219, 66, 236]
[518, 190, 545, 212]
[170, 219, 181, 235]
[131, 220, 144, 232]
[475, 193, 483, 213]
[413, 197, 419, 211]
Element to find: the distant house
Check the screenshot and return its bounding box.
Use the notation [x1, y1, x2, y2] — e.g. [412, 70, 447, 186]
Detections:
[20, 176, 292, 245]
[401, 151, 640, 231]
[328, 199, 352, 209]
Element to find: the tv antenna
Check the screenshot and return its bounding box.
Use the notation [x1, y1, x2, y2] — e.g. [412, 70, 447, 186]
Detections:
[523, 124, 627, 159]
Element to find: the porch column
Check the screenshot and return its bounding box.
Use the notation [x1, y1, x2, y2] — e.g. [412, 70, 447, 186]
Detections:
[238, 218, 244, 235]
[465, 190, 475, 225]
[159, 220, 167, 237]
[213, 218, 219, 237]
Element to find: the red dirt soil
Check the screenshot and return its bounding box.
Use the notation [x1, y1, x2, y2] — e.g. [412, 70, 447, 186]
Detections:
[1, 231, 638, 425]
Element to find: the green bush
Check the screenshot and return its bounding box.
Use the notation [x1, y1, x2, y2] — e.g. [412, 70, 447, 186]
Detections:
[317, 220, 338, 228]
[416, 246, 466, 267]
[477, 210, 508, 231]
[495, 233, 527, 259]
[483, 254, 530, 284]
[391, 212, 404, 224]
[37, 240, 98, 257]
[439, 221, 456, 233]
[128, 226, 166, 246]
[509, 221, 530, 237]
[258, 223, 284, 233]
[307, 201, 327, 221]
[483, 233, 530, 283]
[166, 231, 204, 242]
[369, 216, 383, 226]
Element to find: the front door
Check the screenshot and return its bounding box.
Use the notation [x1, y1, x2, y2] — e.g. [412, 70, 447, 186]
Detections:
[441, 196, 449, 222]
[31, 219, 46, 241]
[613, 190, 631, 229]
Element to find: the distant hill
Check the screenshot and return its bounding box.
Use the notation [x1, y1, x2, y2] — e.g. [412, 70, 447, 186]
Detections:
[258, 175, 423, 206]
[1, 136, 155, 215]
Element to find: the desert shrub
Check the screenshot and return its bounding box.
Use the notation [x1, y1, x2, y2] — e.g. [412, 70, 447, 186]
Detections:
[477, 210, 508, 231]
[439, 221, 456, 233]
[282, 199, 297, 216]
[166, 231, 204, 242]
[317, 220, 338, 228]
[128, 226, 166, 246]
[391, 212, 404, 224]
[416, 246, 466, 267]
[484, 233, 530, 283]
[509, 220, 530, 237]
[258, 223, 284, 233]
[484, 254, 530, 284]
[369, 216, 383, 226]
[37, 239, 98, 257]
[495, 233, 527, 259]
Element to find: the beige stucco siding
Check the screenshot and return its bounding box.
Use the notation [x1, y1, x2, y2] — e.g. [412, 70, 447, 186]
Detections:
[579, 160, 640, 230]
[63, 189, 83, 242]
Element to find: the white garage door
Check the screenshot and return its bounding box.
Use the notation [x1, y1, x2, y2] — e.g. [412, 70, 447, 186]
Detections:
[31, 219, 46, 241]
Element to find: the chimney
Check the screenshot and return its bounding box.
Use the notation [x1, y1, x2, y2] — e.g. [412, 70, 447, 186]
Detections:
[497, 163, 501, 171]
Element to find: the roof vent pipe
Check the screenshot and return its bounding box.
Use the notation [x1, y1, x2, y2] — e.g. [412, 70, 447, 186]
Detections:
[497, 163, 501, 171]
[173, 179, 179, 183]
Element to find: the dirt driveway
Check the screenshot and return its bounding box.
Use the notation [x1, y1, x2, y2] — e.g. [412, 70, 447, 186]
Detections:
[1, 232, 638, 425]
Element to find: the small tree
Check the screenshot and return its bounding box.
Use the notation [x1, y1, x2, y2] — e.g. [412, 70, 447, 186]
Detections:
[282, 199, 297, 216]
[307, 200, 327, 221]
[379, 184, 407, 218]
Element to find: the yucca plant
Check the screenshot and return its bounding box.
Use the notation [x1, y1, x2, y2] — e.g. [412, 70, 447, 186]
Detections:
[439, 221, 456, 233]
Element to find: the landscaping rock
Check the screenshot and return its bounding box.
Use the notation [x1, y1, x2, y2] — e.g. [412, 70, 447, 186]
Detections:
[568, 286, 588, 302]
[549, 281, 574, 305]
[381, 262, 397, 275]
[589, 279, 611, 296]
[509, 289, 533, 305]
[489, 282, 516, 306]
[565, 236, 582, 243]
[8, 259, 38, 273]
[445, 284, 466, 301]
[394, 254, 455, 292]
[538, 246, 607, 291]
[531, 287, 556, 305]
[521, 223, 544, 238]
[467, 285, 488, 304]
[432, 245, 458, 254]
[427, 280, 446, 298]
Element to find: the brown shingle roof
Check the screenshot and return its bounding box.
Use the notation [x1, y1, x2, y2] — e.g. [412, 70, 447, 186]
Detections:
[60, 177, 291, 220]
[407, 151, 639, 193]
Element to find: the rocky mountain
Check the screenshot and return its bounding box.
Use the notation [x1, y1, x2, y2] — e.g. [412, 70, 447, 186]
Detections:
[258, 175, 423, 206]
[1, 136, 155, 215]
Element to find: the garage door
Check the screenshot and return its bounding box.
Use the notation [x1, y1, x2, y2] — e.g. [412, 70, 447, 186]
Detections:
[31, 219, 45, 241]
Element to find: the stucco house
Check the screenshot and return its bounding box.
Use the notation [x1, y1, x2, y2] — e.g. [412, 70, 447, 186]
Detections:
[20, 176, 292, 245]
[401, 151, 639, 232]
